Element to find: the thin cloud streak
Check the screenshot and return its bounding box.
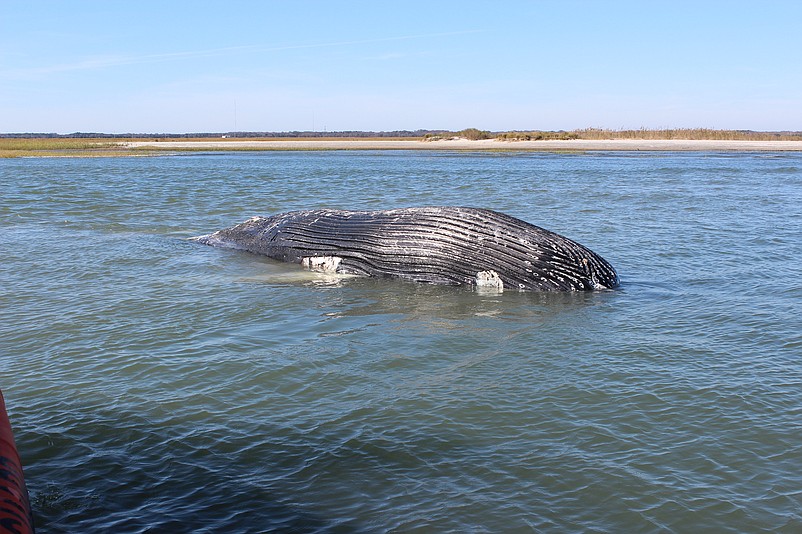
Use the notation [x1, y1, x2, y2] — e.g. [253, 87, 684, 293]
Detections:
[3, 30, 485, 79]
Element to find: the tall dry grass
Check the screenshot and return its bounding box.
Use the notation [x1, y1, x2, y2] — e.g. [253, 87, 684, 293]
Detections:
[499, 128, 802, 141]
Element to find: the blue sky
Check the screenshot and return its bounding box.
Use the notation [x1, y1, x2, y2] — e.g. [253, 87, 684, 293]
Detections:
[2, 0, 801, 134]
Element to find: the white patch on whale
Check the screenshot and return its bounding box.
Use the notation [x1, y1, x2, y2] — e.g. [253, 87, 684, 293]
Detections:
[301, 256, 343, 273]
[475, 270, 504, 293]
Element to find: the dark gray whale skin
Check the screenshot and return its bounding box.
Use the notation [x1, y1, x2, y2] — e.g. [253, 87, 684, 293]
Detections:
[191, 207, 619, 291]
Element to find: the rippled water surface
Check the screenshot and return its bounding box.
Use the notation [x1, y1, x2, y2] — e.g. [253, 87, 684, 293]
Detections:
[2, 151, 801, 532]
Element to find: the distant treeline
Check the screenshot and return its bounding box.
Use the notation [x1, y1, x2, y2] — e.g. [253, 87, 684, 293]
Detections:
[0, 130, 444, 139]
[2, 128, 801, 141]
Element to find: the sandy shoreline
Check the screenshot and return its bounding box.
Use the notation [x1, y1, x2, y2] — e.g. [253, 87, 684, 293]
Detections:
[123, 138, 802, 152]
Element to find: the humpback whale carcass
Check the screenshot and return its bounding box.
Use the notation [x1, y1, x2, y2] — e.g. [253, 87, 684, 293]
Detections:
[191, 207, 619, 291]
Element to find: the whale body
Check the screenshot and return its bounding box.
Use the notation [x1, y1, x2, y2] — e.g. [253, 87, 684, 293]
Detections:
[191, 207, 619, 291]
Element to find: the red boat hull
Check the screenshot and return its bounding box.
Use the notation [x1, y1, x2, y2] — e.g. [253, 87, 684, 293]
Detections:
[0, 390, 34, 534]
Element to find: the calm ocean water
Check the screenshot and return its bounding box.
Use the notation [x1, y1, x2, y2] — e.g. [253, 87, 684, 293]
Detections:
[1, 150, 801, 532]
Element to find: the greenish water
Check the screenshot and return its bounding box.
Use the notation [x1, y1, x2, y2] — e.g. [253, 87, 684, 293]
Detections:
[1, 151, 801, 532]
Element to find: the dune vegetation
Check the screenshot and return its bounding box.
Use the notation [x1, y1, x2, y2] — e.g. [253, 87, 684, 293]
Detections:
[424, 127, 802, 142]
[533, 128, 802, 141]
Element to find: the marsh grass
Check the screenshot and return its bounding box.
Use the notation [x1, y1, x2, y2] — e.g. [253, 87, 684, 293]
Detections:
[0, 138, 129, 158]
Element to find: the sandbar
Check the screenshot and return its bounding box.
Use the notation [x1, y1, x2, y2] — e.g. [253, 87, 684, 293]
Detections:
[123, 138, 802, 152]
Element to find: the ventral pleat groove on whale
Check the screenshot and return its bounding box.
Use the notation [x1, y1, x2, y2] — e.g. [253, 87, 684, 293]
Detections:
[191, 206, 619, 292]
